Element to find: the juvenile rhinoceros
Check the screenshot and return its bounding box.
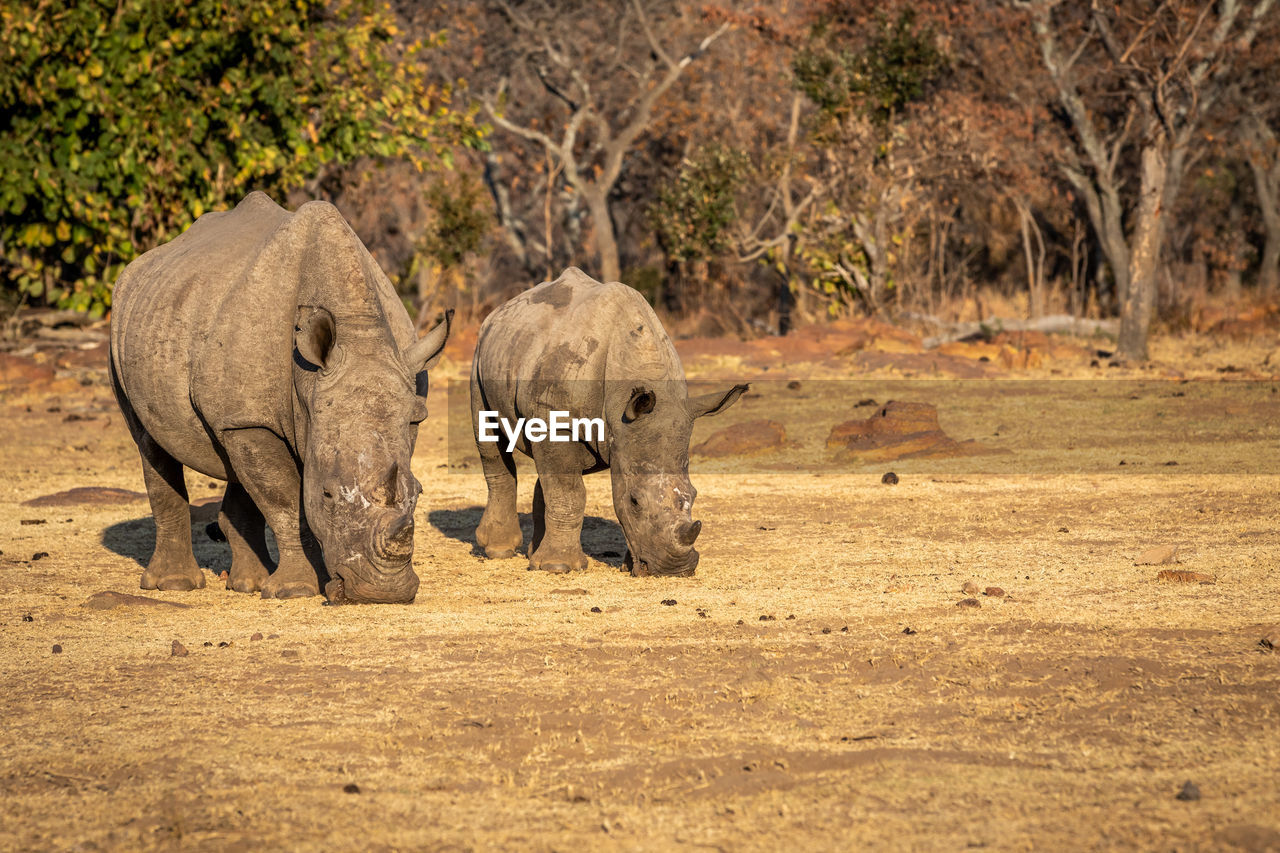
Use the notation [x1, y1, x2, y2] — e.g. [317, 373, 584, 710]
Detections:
[110, 191, 450, 603]
[470, 268, 747, 576]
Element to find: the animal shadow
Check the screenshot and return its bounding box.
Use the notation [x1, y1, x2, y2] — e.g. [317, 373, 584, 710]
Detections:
[102, 500, 258, 578]
[427, 506, 628, 568]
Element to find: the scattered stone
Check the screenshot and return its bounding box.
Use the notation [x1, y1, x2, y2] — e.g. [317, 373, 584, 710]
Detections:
[957, 598, 981, 609]
[962, 581, 980, 595]
[171, 640, 189, 657]
[590, 606, 602, 613]
[281, 649, 299, 658]
[52, 644, 63, 654]
[841, 626, 848, 633]
[828, 401, 991, 462]
[787, 380, 801, 390]
[855, 398, 878, 407]
[786, 614, 795, 620]
[661, 599, 677, 606]
[1058, 526, 1069, 533]
[203, 641, 214, 647]
[250, 632, 264, 641]
[821, 627, 832, 634]
[343, 783, 361, 794]
[1259, 629, 1278, 650]
[19, 519, 47, 525]
[983, 587, 1005, 598]
[1135, 544, 1181, 565]
[1175, 781, 1201, 802]
[759, 614, 776, 622]
[881, 471, 899, 485]
[22, 487, 147, 507]
[692, 419, 787, 457]
[82, 591, 192, 610]
[902, 627, 917, 635]
[1157, 570, 1215, 584]
[551, 588, 588, 596]
[31, 552, 49, 561]
[21, 614, 33, 622]
[218, 641, 231, 648]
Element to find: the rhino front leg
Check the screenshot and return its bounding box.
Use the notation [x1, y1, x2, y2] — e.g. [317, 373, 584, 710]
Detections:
[218, 481, 272, 594]
[133, 432, 206, 592]
[475, 441, 523, 559]
[220, 428, 323, 599]
[529, 472, 588, 574]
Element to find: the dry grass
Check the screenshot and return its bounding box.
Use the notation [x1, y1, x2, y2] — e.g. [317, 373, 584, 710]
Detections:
[1, 340, 1278, 851]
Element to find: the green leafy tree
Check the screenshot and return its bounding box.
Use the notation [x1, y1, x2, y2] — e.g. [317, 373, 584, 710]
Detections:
[649, 143, 750, 264]
[0, 0, 484, 316]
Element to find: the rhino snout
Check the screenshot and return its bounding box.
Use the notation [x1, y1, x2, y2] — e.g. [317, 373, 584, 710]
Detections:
[374, 511, 415, 566]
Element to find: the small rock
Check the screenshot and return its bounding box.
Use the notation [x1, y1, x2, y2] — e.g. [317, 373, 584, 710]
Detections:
[590, 606, 602, 613]
[661, 599, 677, 606]
[551, 588, 588, 596]
[840, 626, 848, 633]
[21, 614, 33, 622]
[343, 783, 361, 794]
[821, 627, 831, 634]
[881, 471, 899, 485]
[786, 614, 795, 620]
[759, 614, 776, 621]
[962, 581, 980, 595]
[32, 552, 49, 561]
[1136, 544, 1181, 565]
[203, 641, 213, 647]
[250, 632, 263, 641]
[855, 398, 878, 407]
[787, 380, 801, 390]
[281, 649, 299, 658]
[19, 519, 47, 525]
[52, 644, 63, 654]
[902, 627, 917, 635]
[957, 598, 981, 609]
[1175, 781, 1201, 801]
[983, 587, 1005, 598]
[1258, 628, 1278, 650]
[1057, 527, 1069, 533]
[218, 641, 231, 648]
[171, 640, 189, 657]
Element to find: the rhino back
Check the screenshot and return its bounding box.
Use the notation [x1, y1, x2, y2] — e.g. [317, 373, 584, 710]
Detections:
[475, 268, 685, 424]
[111, 192, 411, 470]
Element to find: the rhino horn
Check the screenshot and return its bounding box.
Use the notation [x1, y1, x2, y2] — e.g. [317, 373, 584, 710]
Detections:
[677, 519, 702, 547]
[376, 510, 415, 565]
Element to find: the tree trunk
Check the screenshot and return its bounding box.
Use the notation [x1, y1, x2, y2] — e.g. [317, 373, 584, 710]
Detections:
[583, 188, 620, 283]
[1117, 144, 1168, 362]
[1246, 141, 1280, 293]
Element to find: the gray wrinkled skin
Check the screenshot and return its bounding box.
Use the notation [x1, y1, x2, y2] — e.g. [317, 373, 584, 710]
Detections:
[109, 192, 450, 603]
[470, 267, 747, 576]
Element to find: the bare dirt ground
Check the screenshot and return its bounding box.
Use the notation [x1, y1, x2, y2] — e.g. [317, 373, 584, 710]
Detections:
[2, 319, 1278, 852]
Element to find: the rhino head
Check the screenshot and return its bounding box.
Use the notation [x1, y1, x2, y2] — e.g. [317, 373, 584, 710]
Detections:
[293, 307, 451, 603]
[608, 382, 749, 577]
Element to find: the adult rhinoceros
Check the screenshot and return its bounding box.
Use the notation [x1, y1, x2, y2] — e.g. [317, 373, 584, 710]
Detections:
[470, 267, 747, 576]
[109, 191, 449, 603]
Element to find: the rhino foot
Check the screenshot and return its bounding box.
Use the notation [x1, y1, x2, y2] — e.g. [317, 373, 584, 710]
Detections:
[485, 547, 518, 559]
[261, 562, 320, 599]
[141, 564, 206, 592]
[228, 569, 269, 594]
[530, 562, 574, 574]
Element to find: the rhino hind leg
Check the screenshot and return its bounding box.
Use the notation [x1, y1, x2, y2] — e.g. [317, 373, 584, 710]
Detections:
[220, 428, 322, 599]
[218, 481, 273, 594]
[475, 444, 523, 559]
[529, 474, 588, 574]
[133, 431, 206, 592]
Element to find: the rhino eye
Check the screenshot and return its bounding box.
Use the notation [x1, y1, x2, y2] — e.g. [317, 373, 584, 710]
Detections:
[629, 495, 640, 509]
[323, 489, 334, 500]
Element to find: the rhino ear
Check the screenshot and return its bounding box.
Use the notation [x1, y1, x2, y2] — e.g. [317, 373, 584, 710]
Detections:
[623, 387, 657, 422]
[406, 309, 452, 381]
[295, 306, 336, 369]
[688, 383, 749, 419]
